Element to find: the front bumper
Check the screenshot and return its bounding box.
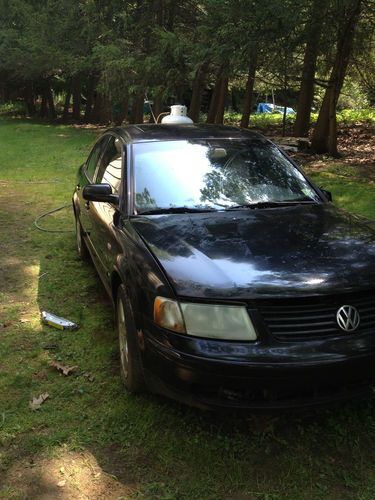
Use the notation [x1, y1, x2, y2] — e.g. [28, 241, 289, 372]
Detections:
[141, 326, 375, 410]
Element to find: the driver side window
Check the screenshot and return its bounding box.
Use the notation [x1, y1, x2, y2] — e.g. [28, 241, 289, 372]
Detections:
[85, 137, 108, 181]
[95, 136, 123, 194]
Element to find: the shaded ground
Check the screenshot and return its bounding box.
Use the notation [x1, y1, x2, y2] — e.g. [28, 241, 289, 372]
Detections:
[337, 123, 375, 168]
[301, 123, 375, 179]
[0, 117, 375, 499]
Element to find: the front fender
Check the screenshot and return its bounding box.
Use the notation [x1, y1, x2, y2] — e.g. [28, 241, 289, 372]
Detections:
[115, 219, 175, 329]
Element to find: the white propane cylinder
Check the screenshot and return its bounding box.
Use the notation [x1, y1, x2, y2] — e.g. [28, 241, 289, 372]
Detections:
[161, 105, 193, 124]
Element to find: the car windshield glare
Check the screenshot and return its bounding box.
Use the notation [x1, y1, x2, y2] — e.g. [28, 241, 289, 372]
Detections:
[133, 139, 320, 213]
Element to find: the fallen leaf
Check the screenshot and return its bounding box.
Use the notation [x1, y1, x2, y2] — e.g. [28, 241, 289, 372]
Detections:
[20, 318, 30, 323]
[29, 393, 49, 410]
[82, 372, 95, 382]
[50, 360, 78, 376]
[57, 480, 66, 487]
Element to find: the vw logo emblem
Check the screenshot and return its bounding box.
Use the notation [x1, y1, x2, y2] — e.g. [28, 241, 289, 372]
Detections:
[336, 305, 360, 332]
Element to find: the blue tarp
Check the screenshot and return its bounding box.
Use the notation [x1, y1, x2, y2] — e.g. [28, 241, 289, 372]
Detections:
[256, 103, 295, 114]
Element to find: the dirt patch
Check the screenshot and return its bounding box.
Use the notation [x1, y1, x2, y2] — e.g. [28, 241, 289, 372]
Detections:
[1, 449, 134, 499]
[283, 123, 375, 183]
[337, 124, 375, 168]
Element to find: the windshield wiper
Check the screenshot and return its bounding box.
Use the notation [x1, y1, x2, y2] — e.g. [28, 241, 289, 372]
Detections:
[138, 206, 218, 215]
[225, 199, 318, 210]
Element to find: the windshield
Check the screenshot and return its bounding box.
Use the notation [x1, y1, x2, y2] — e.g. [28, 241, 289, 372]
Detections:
[133, 139, 320, 213]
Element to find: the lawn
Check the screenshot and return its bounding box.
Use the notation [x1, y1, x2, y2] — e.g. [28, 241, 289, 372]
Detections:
[0, 116, 375, 499]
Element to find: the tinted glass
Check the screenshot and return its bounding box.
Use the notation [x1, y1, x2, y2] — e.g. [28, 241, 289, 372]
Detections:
[85, 139, 106, 180]
[133, 139, 320, 211]
[95, 136, 122, 193]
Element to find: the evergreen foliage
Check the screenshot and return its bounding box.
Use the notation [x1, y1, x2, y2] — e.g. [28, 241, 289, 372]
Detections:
[0, 0, 373, 154]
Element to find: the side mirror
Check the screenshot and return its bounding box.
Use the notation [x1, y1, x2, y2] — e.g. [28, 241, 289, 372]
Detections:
[320, 188, 332, 202]
[83, 183, 119, 205]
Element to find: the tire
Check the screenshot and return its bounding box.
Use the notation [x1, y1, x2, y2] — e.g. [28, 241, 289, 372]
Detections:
[75, 214, 89, 261]
[117, 284, 146, 393]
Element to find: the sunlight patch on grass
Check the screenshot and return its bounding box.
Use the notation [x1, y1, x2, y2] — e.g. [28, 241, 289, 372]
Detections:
[309, 172, 375, 220]
[1, 447, 134, 498]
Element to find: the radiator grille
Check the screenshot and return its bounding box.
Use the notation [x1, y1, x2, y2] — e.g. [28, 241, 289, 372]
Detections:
[257, 290, 375, 340]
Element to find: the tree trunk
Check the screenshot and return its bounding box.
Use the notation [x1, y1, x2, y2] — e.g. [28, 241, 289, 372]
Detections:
[294, 0, 325, 137]
[91, 92, 112, 124]
[83, 75, 96, 123]
[240, 52, 258, 128]
[152, 94, 163, 122]
[63, 87, 71, 121]
[130, 92, 144, 124]
[294, 43, 318, 137]
[231, 90, 238, 112]
[39, 86, 48, 117]
[189, 61, 210, 122]
[113, 96, 129, 126]
[72, 75, 81, 121]
[282, 102, 287, 137]
[214, 74, 228, 124]
[154, 0, 164, 26]
[207, 67, 223, 123]
[46, 84, 56, 119]
[0, 80, 5, 103]
[24, 82, 36, 116]
[166, 0, 175, 30]
[282, 55, 288, 138]
[328, 87, 338, 156]
[311, 0, 362, 155]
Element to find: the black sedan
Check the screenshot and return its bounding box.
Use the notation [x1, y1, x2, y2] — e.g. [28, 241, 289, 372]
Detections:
[72, 124, 375, 409]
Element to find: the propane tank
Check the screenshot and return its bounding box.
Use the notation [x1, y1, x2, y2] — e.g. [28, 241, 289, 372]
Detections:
[161, 105, 193, 124]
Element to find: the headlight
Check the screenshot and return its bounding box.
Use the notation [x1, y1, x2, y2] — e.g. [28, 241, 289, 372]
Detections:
[154, 297, 257, 341]
[153, 297, 186, 333]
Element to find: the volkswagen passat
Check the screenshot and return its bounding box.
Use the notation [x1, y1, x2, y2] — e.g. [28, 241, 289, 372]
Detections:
[72, 124, 375, 409]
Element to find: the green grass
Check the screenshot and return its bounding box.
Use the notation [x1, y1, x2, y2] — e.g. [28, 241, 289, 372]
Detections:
[326, 180, 374, 219]
[0, 116, 375, 499]
[308, 166, 375, 220]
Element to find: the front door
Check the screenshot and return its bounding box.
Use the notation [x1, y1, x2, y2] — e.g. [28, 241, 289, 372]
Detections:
[88, 135, 125, 289]
[78, 135, 109, 241]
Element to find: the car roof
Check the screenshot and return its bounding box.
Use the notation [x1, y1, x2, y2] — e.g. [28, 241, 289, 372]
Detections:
[109, 123, 266, 144]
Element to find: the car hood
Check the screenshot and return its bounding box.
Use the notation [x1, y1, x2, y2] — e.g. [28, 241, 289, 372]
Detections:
[131, 204, 375, 299]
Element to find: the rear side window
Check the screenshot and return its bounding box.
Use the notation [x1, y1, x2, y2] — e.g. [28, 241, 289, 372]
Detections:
[95, 136, 123, 194]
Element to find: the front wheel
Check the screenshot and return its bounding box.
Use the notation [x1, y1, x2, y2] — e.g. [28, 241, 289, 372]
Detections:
[117, 285, 146, 393]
